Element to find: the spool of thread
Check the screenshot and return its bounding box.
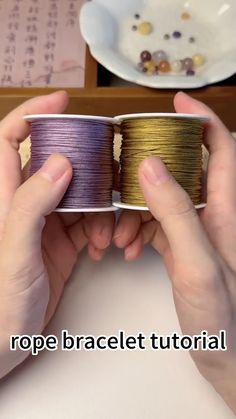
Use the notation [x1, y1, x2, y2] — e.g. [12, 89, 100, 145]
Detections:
[24, 115, 115, 212]
[114, 113, 208, 210]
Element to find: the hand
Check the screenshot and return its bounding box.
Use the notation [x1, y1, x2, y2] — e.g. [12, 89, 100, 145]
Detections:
[0, 91, 115, 378]
[114, 92, 236, 412]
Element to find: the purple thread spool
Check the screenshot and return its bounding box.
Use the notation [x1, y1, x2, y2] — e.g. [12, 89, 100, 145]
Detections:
[24, 115, 115, 212]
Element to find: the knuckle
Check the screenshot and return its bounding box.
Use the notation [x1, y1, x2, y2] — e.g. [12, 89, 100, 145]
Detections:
[172, 197, 194, 217]
[10, 192, 42, 226]
[161, 189, 195, 222]
[11, 197, 33, 219]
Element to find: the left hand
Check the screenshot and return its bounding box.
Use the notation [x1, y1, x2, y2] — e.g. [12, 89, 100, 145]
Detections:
[0, 91, 115, 377]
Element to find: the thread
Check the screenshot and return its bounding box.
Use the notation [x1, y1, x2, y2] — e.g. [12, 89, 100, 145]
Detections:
[29, 117, 114, 210]
[119, 116, 204, 206]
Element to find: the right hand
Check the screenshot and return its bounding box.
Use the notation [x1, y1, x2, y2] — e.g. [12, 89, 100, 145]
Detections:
[114, 92, 236, 413]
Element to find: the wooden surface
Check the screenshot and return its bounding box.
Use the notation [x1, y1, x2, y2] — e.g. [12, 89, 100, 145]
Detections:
[1, 85, 236, 130]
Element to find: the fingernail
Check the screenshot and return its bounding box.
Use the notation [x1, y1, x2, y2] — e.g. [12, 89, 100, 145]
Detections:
[99, 226, 111, 249]
[125, 247, 133, 261]
[93, 248, 104, 262]
[142, 157, 170, 186]
[113, 226, 122, 240]
[40, 154, 71, 182]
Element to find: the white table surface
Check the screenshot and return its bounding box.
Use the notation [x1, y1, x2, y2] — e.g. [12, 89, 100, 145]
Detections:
[0, 245, 234, 419]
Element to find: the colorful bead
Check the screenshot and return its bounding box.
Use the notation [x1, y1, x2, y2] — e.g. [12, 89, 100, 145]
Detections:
[140, 50, 152, 62]
[152, 50, 168, 63]
[144, 60, 157, 74]
[137, 62, 147, 73]
[164, 34, 170, 40]
[159, 60, 171, 73]
[173, 31, 182, 39]
[181, 12, 191, 20]
[193, 54, 205, 67]
[137, 62, 144, 71]
[182, 57, 194, 70]
[171, 60, 183, 73]
[138, 21, 153, 35]
[137, 47, 205, 77]
[186, 69, 195, 76]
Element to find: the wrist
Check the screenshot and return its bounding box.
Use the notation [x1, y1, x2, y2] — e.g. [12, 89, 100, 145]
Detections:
[212, 374, 236, 414]
[0, 332, 30, 379]
[0, 313, 30, 379]
[200, 354, 236, 414]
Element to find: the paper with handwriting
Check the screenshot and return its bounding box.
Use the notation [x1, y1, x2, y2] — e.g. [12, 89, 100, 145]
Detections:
[0, 0, 86, 87]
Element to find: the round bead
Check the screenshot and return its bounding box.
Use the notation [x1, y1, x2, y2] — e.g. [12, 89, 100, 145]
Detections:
[164, 34, 170, 40]
[171, 60, 183, 73]
[137, 62, 147, 73]
[186, 69, 195, 76]
[182, 57, 194, 70]
[152, 50, 168, 63]
[181, 12, 191, 20]
[193, 53, 205, 67]
[137, 62, 144, 71]
[189, 36, 196, 43]
[140, 50, 152, 62]
[138, 21, 153, 35]
[144, 60, 156, 74]
[132, 25, 137, 31]
[134, 13, 140, 19]
[159, 60, 171, 73]
[173, 31, 182, 39]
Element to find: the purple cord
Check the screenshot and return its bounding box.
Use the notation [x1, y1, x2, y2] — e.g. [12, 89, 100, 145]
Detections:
[30, 118, 114, 209]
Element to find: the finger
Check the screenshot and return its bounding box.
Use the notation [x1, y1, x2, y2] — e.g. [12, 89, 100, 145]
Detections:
[174, 93, 236, 270]
[42, 214, 79, 282]
[59, 213, 83, 228]
[0, 91, 69, 233]
[0, 90, 68, 146]
[141, 219, 169, 256]
[0, 139, 22, 236]
[114, 210, 141, 249]
[86, 212, 115, 251]
[67, 218, 88, 253]
[0, 155, 72, 261]
[174, 92, 236, 208]
[139, 157, 216, 269]
[124, 232, 143, 261]
[88, 243, 105, 262]
[174, 91, 234, 154]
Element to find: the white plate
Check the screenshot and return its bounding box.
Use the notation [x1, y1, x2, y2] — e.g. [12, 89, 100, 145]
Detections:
[80, 0, 236, 89]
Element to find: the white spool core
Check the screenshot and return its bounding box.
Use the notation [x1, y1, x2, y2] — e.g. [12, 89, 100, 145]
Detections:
[113, 202, 206, 211]
[55, 206, 118, 213]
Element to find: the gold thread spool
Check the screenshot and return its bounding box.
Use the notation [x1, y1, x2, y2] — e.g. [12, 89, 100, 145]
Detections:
[119, 116, 205, 206]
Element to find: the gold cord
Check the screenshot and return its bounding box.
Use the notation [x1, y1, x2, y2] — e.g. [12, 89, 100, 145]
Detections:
[120, 117, 204, 206]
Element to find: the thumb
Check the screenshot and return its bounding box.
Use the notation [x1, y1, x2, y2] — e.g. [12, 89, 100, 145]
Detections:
[2, 154, 72, 252]
[138, 157, 214, 264]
